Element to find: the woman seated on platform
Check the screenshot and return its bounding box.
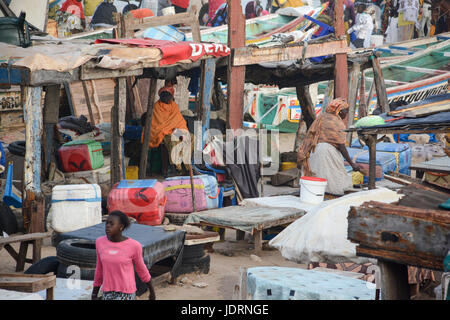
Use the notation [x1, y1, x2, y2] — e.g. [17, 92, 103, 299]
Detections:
[141, 85, 191, 177]
[297, 98, 361, 196]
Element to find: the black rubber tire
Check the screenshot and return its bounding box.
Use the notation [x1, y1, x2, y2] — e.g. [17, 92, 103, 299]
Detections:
[177, 254, 210, 276]
[182, 244, 205, 261]
[0, 201, 18, 235]
[165, 212, 190, 226]
[24, 256, 60, 275]
[7, 141, 25, 157]
[56, 239, 97, 269]
[57, 262, 96, 280]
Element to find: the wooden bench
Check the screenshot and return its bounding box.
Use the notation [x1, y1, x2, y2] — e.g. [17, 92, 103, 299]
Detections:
[0, 232, 51, 272]
[0, 273, 56, 300]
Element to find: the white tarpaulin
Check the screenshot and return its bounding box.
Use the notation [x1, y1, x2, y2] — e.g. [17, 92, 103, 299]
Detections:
[269, 188, 403, 264]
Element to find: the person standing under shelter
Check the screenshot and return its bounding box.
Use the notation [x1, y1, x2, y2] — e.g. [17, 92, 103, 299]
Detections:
[296, 98, 361, 196]
[347, 1, 374, 48]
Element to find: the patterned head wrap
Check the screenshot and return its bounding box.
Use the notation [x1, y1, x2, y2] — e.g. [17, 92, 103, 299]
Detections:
[158, 85, 175, 97]
[326, 98, 349, 116]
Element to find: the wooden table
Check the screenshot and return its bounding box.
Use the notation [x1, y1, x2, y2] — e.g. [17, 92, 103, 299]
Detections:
[0, 273, 56, 300]
[185, 206, 306, 255]
[0, 232, 51, 272]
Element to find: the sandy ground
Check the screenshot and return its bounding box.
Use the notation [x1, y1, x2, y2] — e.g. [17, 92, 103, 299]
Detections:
[0, 229, 306, 300]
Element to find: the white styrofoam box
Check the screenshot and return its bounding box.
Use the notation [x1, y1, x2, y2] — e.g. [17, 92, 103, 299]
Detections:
[49, 184, 102, 233]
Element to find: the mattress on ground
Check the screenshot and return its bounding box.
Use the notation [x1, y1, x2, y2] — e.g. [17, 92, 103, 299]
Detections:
[246, 267, 375, 300]
[346, 147, 398, 180]
[58, 222, 186, 268]
[184, 206, 306, 234]
[351, 140, 411, 175]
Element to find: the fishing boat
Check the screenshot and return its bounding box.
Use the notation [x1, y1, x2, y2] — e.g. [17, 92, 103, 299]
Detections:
[242, 38, 450, 133]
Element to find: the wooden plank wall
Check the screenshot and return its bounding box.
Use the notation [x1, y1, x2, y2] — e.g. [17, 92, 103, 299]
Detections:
[68, 79, 115, 125]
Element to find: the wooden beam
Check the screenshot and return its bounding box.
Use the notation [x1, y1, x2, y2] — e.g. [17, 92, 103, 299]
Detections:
[296, 85, 316, 129]
[232, 39, 351, 66]
[139, 78, 157, 179]
[226, 0, 246, 131]
[43, 85, 60, 177]
[334, 0, 348, 100]
[81, 81, 96, 125]
[371, 56, 390, 113]
[346, 62, 360, 144]
[111, 78, 126, 186]
[22, 86, 45, 233]
[378, 260, 410, 300]
[358, 71, 368, 119]
[199, 59, 216, 146]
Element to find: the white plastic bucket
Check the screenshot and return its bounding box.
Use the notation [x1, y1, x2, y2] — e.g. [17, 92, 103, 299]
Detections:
[299, 176, 327, 204]
[162, 6, 175, 16]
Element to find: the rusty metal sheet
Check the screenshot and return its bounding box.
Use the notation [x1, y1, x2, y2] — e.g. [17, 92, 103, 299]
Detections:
[348, 201, 450, 270]
[232, 39, 351, 67]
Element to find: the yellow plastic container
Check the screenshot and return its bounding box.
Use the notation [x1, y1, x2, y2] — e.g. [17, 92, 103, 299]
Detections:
[125, 166, 139, 180]
[352, 171, 364, 185]
[281, 162, 296, 171]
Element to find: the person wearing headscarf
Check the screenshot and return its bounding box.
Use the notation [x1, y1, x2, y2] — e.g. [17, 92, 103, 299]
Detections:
[245, 1, 266, 19]
[297, 98, 361, 195]
[141, 84, 190, 177]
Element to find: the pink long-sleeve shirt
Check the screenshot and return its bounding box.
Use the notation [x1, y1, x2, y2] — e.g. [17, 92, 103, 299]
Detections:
[93, 236, 151, 294]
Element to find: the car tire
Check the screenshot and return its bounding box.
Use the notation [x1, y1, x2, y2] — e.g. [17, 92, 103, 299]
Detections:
[57, 262, 96, 280]
[165, 212, 190, 226]
[0, 201, 18, 235]
[7, 141, 25, 157]
[24, 256, 60, 275]
[177, 254, 210, 276]
[182, 244, 205, 261]
[56, 239, 97, 269]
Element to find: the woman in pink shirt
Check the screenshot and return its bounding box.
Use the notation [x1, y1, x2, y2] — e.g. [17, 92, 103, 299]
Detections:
[91, 211, 156, 300]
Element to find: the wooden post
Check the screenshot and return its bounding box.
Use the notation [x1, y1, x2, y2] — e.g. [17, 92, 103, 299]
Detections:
[22, 86, 45, 234]
[139, 78, 157, 179]
[346, 62, 361, 144]
[226, 0, 246, 131]
[366, 80, 375, 111]
[253, 229, 263, 256]
[189, 164, 197, 212]
[296, 85, 316, 129]
[81, 81, 96, 125]
[111, 78, 126, 186]
[371, 55, 390, 113]
[199, 59, 216, 147]
[358, 71, 367, 119]
[43, 85, 60, 178]
[362, 134, 377, 190]
[334, 0, 349, 100]
[322, 80, 334, 113]
[379, 260, 410, 300]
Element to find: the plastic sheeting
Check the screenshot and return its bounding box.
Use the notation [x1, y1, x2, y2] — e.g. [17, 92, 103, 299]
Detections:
[246, 267, 375, 300]
[185, 206, 306, 234]
[269, 188, 403, 264]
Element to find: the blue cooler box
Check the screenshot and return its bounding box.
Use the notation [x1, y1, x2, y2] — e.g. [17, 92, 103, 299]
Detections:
[351, 140, 411, 175]
[346, 147, 398, 181]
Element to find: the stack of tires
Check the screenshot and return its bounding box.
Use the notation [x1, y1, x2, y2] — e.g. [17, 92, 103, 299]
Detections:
[55, 238, 148, 295]
[177, 244, 210, 277]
